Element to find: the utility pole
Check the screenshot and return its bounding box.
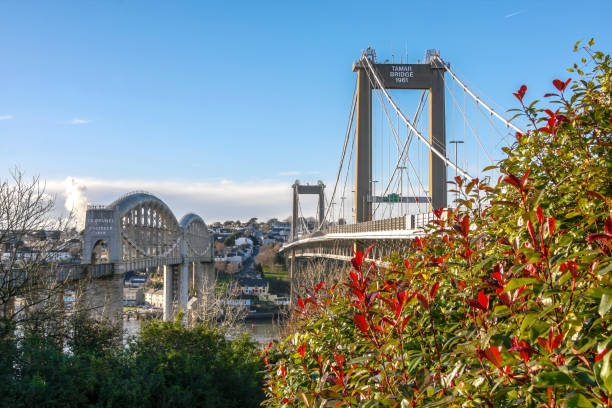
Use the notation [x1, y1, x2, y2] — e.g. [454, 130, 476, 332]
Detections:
[449, 140, 464, 204]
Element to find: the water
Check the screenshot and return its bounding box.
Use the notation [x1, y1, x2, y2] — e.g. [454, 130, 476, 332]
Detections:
[239, 319, 279, 347]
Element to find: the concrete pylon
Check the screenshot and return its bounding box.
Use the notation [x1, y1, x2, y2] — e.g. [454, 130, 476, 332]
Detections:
[163, 264, 172, 321]
[179, 262, 189, 319]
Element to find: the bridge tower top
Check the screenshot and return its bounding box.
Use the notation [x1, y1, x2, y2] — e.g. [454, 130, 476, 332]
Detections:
[351, 48, 447, 222]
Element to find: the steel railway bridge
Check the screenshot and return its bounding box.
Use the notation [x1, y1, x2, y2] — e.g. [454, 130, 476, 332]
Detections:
[77, 191, 214, 322]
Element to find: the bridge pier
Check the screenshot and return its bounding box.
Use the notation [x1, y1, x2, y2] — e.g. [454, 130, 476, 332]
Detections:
[180, 262, 189, 317]
[78, 272, 124, 325]
[163, 265, 173, 321]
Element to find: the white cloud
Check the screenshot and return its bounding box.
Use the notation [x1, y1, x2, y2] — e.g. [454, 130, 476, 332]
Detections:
[69, 118, 90, 124]
[0, 114, 13, 120]
[43, 177, 310, 223]
[505, 10, 523, 18]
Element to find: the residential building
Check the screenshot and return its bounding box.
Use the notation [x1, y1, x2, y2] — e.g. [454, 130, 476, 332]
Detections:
[123, 287, 144, 306]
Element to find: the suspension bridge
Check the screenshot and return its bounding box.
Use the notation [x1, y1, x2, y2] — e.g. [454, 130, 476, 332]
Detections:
[281, 47, 523, 278]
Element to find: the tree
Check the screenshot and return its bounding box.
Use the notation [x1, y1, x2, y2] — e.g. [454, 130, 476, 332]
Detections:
[0, 169, 74, 339]
[214, 241, 225, 253]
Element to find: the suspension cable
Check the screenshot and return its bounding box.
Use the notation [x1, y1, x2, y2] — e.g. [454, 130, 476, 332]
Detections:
[321, 77, 358, 226]
[361, 55, 473, 180]
[439, 69, 494, 165]
[433, 55, 524, 135]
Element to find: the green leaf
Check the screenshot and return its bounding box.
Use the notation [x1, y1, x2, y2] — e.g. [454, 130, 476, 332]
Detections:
[533, 371, 577, 387]
[564, 393, 595, 408]
[599, 293, 612, 318]
[596, 262, 612, 276]
[504, 277, 541, 292]
[520, 313, 538, 334]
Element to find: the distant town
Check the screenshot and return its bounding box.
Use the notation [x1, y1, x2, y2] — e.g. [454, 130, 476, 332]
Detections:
[2, 217, 306, 320]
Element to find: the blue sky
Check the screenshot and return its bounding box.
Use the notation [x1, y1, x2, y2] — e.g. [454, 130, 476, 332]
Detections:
[1, 0, 611, 223]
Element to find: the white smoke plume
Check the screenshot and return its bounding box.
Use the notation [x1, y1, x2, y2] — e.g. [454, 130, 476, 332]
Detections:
[64, 177, 88, 230]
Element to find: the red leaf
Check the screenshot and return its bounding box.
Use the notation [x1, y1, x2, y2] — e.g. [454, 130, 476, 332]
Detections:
[315, 281, 325, 293]
[404, 259, 411, 270]
[414, 237, 424, 249]
[484, 346, 502, 368]
[433, 208, 443, 219]
[460, 215, 470, 236]
[527, 220, 537, 245]
[430, 282, 440, 300]
[457, 280, 467, 291]
[503, 173, 521, 190]
[454, 175, 463, 188]
[354, 314, 369, 335]
[548, 216, 555, 235]
[537, 337, 548, 350]
[513, 85, 527, 102]
[352, 251, 363, 270]
[521, 168, 531, 189]
[364, 245, 374, 258]
[297, 343, 305, 358]
[536, 206, 544, 225]
[552, 330, 564, 349]
[467, 298, 485, 311]
[543, 93, 558, 98]
[478, 290, 489, 311]
[553, 78, 571, 92]
[604, 217, 612, 235]
[417, 293, 429, 310]
[297, 298, 305, 309]
[401, 315, 412, 331]
[595, 348, 611, 363]
[587, 233, 612, 243]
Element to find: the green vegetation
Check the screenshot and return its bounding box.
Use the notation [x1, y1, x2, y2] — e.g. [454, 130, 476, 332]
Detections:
[263, 42, 612, 406]
[263, 265, 290, 295]
[263, 264, 289, 281]
[0, 316, 265, 407]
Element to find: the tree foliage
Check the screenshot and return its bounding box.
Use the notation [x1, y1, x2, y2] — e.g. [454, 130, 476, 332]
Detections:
[263, 42, 612, 407]
[0, 317, 265, 407]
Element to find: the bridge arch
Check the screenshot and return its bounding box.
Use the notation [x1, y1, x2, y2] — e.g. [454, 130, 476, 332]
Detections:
[109, 192, 181, 262]
[90, 239, 110, 264]
[180, 213, 212, 259]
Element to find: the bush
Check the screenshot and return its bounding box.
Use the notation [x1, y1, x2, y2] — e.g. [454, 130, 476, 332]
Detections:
[262, 41, 612, 407]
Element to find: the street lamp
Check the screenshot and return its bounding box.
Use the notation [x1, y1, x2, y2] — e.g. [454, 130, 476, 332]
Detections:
[449, 140, 464, 203]
[397, 167, 407, 217]
[371, 180, 378, 220]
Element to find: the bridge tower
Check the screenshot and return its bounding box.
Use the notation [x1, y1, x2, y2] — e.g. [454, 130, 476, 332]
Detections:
[290, 180, 326, 240]
[352, 48, 447, 221]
